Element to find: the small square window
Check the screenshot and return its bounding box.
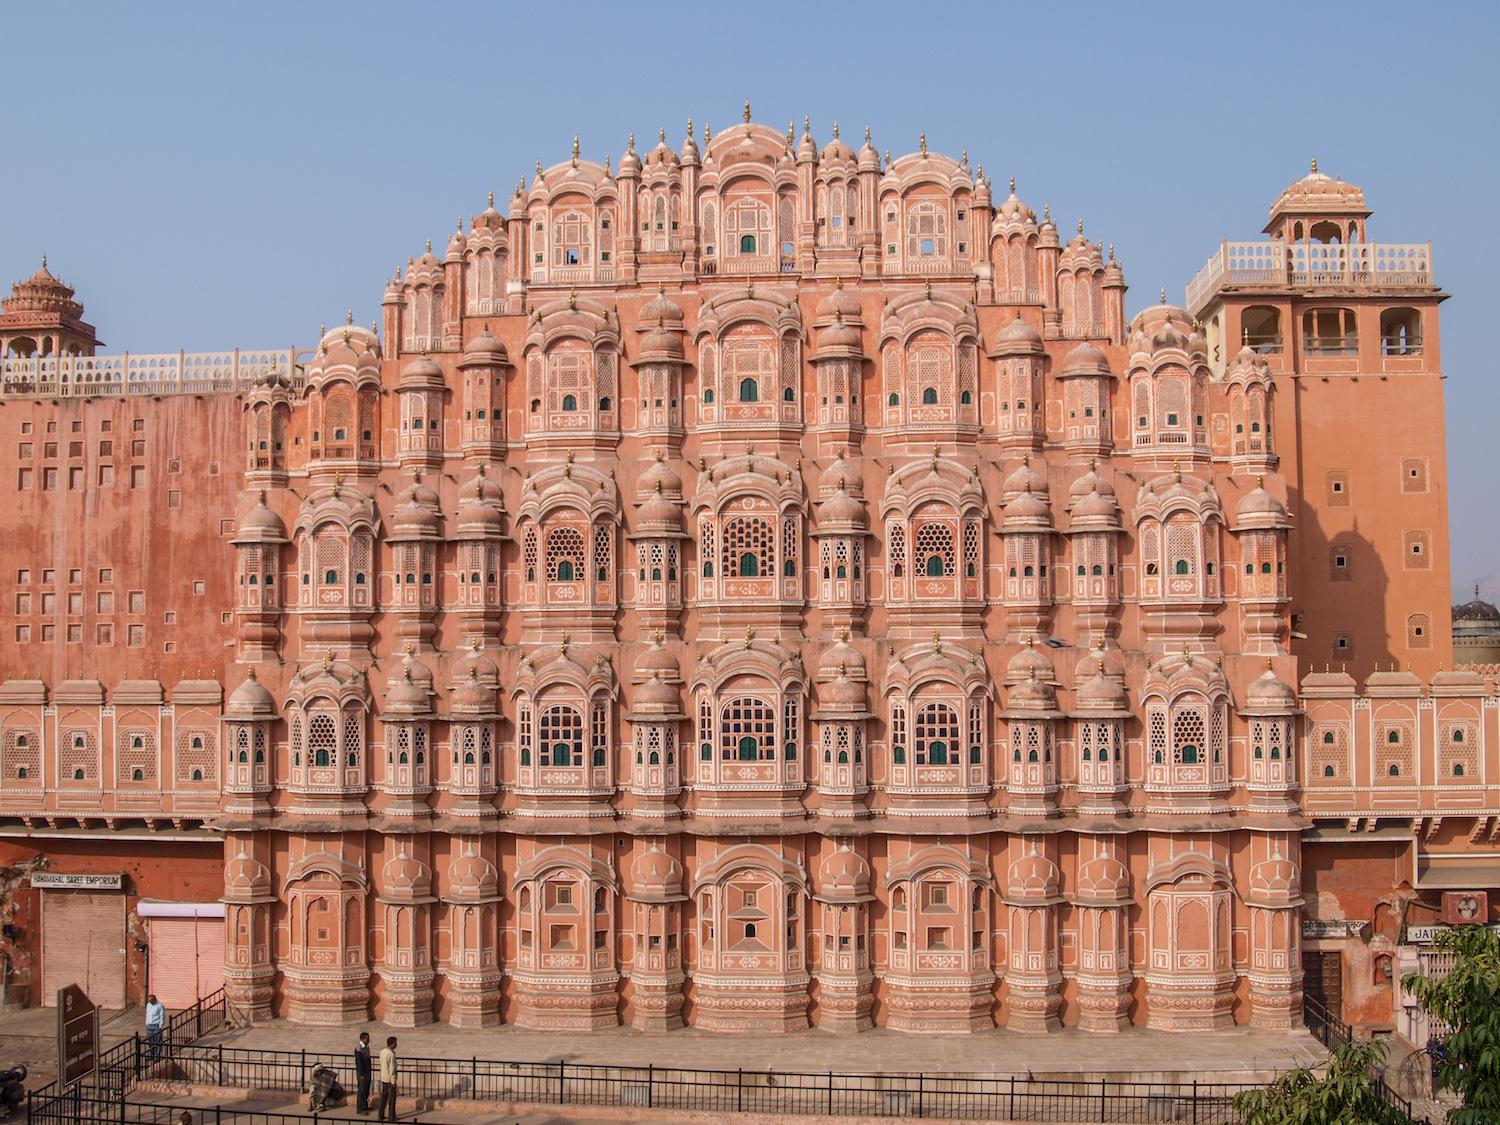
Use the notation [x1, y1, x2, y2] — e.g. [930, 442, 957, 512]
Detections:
[40, 624, 55, 643]
[19, 422, 31, 434]
[168, 490, 182, 509]
[68, 569, 81, 583]
[192, 580, 205, 595]
[17, 569, 30, 583]
[14, 625, 29, 643]
[66, 624, 82, 644]
[99, 568, 111, 582]
[127, 624, 144, 647]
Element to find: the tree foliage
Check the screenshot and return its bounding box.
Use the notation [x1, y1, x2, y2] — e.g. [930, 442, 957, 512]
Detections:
[1401, 923, 1500, 1125]
[1232, 1039, 1408, 1125]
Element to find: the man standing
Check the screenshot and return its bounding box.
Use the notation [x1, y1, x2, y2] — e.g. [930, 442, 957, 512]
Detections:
[377, 1035, 398, 1122]
[354, 1031, 373, 1115]
[144, 993, 165, 1062]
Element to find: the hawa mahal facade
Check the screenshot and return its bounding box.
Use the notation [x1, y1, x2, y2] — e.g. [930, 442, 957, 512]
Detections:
[0, 112, 1490, 1038]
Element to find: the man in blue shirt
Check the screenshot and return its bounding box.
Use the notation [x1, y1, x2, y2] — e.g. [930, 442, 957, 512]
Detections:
[144, 994, 165, 1061]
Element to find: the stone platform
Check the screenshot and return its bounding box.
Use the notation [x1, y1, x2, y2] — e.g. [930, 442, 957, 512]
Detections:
[201, 1018, 1326, 1084]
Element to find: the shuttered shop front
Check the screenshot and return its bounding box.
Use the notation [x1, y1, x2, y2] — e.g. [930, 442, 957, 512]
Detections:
[41, 891, 127, 1009]
[142, 903, 225, 1009]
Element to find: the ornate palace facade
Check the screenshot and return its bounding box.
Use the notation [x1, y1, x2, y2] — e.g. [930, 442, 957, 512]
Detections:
[0, 114, 1488, 1035]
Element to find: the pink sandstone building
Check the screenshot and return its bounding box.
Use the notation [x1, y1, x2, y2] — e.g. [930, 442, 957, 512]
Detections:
[0, 113, 1489, 1039]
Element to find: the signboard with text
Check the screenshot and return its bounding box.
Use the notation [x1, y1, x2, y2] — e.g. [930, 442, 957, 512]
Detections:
[31, 872, 123, 891]
[56, 983, 98, 1086]
[1405, 922, 1500, 945]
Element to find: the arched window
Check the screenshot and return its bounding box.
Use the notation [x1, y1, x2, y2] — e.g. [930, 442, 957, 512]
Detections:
[740, 234, 757, 254]
[562, 394, 578, 412]
[922, 387, 938, 405]
[721, 697, 776, 762]
[540, 705, 584, 767]
[546, 526, 585, 583]
[739, 378, 759, 402]
[738, 552, 759, 578]
[915, 702, 959, 766]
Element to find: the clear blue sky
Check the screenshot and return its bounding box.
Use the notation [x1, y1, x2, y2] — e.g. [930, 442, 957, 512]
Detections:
[2, 1, 1494, 589]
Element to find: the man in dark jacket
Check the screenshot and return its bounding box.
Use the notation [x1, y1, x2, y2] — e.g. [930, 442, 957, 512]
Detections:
[354, 1032, 373, 1114]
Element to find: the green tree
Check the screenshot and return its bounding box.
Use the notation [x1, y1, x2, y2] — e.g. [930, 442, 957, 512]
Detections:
[1402, 923, 1500, 1125]
[1232, 1039, 1409, 1125]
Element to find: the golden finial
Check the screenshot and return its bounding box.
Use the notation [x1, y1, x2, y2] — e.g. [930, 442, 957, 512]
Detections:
[931, 631, 942, 652]
[560, 632, 569, 654]
[743, 99, 752, 124]
[838, 660, 847, 677]
[456, 215, 463, 233]
[603, 155, 611, 175]
[1077, 218, 1085, 235]
[1311, 156, 1318, 174]
[884, 148, 892, 169]
[864, 125, 872, 145]
[834, 276, 843, 290]
[658, 127, 666, 144]
[1266, 656, 1273, 671]
[487, 189, 494, 207]
[653, 628, 664, 643]
[1182, 644, 1191, 661]
[924, 280, 932, 300]
[332, 472, 344, 495]
[471, 636, 481, 652]
[1026, 635, 1035, 649]
[346, 308, 354, 325]
[1256, 474, 1264, 487]
[568, 288, 577, 310]
[425, 238, 432, 254]
[1243, 325, 1250, 345]
[322, 650, 333, 672]
[1097, 636, 1106, 652]
[403, 664, 414, 683]
[535, 160, 543, 178]
[743, 625, 754, 649]
[832, 121, 840, 139]
[40, 254, 47, 269]
[627, 131, 636, 152]
[746, 280, 755, 299]
[960, 147, 968, 167]
[245, 666, 258, 683]
[703, 122, 712, 146]
[803, 114, 811, 138]
[571, 134, 580, 163]
[1043, 203, 1051, 222]
[1173, 460, 1182, 482]
[1160, 287, 1167, 304]
[1010, 174, 1016, 194]
[919, 131, 927, 155]
[1109, 243, 1116, 262]
[686, 117, 694, 138]
[786, 121, 794, 144]
[467, 664, 478, 682]
[256, 487, 267, 505]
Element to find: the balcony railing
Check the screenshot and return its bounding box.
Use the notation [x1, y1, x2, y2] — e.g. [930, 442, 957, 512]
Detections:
[0, 348, 302, 400]
[1304, 335, 1359, 357]
[1186, 240, 1434, 312]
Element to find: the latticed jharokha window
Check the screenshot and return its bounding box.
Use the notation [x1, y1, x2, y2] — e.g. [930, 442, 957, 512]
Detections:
[914, 702, 959, 765]
[723, 516, 774, 578]
[914, 522, 955, 577]
[175, 728, 216, 784]
[308, 714, 338, 768]
[906, 201, 948, 258]
[546, 527, 585, 583]
[2, 727, 39, 781]
[720, 697, 776, 761]
[552, 211, 592, 267]
[540, 705, 584, 767]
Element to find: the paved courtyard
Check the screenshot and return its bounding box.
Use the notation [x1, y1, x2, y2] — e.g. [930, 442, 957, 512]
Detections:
[201, 1018, 1327, 1083]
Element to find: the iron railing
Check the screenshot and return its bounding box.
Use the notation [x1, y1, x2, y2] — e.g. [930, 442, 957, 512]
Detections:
[27, 987, 226, 1114]
[1302, 993, 1424, 1122]
[31, 1091, 473, 1124]
[28, 986, 1429, 1125]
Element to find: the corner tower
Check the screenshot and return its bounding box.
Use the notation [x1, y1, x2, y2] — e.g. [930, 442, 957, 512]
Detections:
[1186, 164, 1451, 679]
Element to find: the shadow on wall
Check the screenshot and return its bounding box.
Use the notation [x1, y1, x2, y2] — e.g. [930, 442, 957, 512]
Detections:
[1286, 477, 1393, 682]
